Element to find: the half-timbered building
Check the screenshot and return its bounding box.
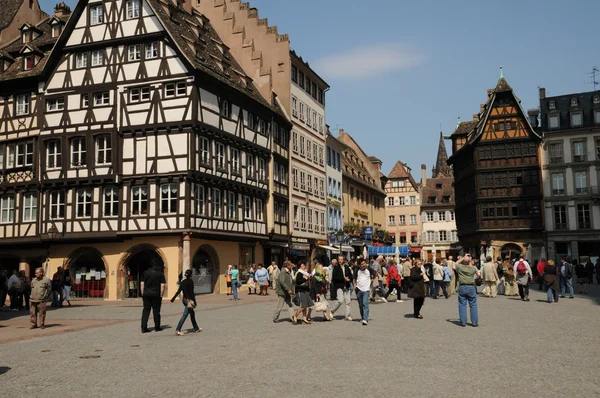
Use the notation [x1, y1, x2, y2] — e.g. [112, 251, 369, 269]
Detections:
[0, 0, 291, 299]
[448, 74, 544, 261]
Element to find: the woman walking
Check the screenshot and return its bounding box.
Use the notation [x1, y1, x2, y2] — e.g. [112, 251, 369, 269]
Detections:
[293, 263, 313, 324]
[230, 265, 240, 301]
[408, 261, 426, 319]
[170, 269, 201, 335]
[384, 260, 402, 302]
[456, 254, 480, 327]
[310, 263, 332, 321]
[543, 260, 559, 303]
[255, 264, 269, 296]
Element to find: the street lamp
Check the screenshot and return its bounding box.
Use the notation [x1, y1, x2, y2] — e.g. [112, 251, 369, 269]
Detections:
[48, 225, 61, 240]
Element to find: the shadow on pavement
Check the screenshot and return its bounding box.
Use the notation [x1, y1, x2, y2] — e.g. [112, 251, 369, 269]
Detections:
[0, 367, 11, 375]
[446, 319, 463, 327]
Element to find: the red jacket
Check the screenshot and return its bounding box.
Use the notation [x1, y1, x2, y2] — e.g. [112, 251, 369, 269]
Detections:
[537, 261, 547, 276]
[387, 265, 401, 286]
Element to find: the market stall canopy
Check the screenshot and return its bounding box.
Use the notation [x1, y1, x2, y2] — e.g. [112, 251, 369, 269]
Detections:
[367, 246, 409, 257]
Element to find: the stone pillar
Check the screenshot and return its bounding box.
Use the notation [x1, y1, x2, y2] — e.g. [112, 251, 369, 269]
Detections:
[19, 259, 28, 277]
[182, 233, 191, 271]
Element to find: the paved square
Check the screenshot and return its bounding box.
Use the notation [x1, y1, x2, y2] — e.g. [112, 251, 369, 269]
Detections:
[1, 287, 599, 397]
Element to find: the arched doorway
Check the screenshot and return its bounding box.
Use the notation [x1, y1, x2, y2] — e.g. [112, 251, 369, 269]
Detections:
[64, 247, 107, 299]
[119, 245, 166, 298]
[501, 243, 522, 263]
[191, 245, 219, 294]
[0, 256, 20, 276]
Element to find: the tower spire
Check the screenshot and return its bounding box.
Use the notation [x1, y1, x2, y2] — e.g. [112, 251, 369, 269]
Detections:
[433, 131, 451, 178]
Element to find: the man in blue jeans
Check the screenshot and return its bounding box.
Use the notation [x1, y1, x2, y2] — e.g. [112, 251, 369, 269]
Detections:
[354, 259, 375, 326]
[559, 257, 575, 299]
[456, 254, 480, 327]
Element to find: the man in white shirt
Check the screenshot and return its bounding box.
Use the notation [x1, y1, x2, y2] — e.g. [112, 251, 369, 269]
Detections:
[354, 259, 375, 325]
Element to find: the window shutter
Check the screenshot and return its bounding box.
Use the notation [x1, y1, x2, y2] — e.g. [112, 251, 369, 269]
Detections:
[445, 211, 451, 221]
[421, 211, 426, 221]
[434, 231, 440, 242]
[433, 212, 439, 222]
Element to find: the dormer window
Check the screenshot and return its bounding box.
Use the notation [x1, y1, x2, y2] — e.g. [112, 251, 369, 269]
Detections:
[23, 55, 34, 70]
[22, 29, 31, 43]
[570, 98, 578, 107]
[549, 100, 556, 110]
[51, 25, 61, 37]
[594, 95, 600, 105]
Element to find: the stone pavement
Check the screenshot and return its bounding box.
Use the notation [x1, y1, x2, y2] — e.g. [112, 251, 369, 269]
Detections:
[1, 285, 599, 397]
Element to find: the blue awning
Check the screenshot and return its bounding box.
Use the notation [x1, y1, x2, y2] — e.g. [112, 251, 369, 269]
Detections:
[366, 245, 409, 256]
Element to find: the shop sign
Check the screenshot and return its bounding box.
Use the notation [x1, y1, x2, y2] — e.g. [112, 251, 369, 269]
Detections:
[317, 240, 328, 245]
[364, 226, 373, 240]
[353, 209, 368, 218]
[291, 237, 308, 243]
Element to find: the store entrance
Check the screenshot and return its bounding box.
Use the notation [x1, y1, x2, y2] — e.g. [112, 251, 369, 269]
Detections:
[66, 248, 107, 298]
[126, 250, 164, 298]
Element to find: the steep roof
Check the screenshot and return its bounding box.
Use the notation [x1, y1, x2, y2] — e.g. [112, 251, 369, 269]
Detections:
[387, 160, 418, 190]
[0, 14, 66, 83]
[0, 0, 24, 31]
[145, 0, 274, 112]
[451, 120, 477, 136]
[421, 176, 455, 208]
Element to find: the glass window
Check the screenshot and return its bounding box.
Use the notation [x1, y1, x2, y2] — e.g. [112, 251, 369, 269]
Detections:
[388, 215, 395, 225]
[215, 143, 225, 170]
[575, 171, 587, 194]
[90, 4, 103, 25]
[47, 97, 65, 111]
[548, 115, 559, 129]
[199, 137, 210, 165]
[573, 141, 585, 162]
[195, 185, 205, 216]
[227, 191, 236, 219]
[76, 188, 92, 218]
[160, 183, 178, 214]
[131, 186, 148, 215]
[230, 148, 239, 174]
[70, 137, 86, 167]
[16, 94, 30, 116]
[246, 153, 254, 179]
[0, 196, 15, 223]
[94, 92, 109, 105]
[410, 215, 416, 224]
[91, 50, 103, 66]
[551, 173, 564, 195]
[75, 53, 87, 68]
[126, 0, 140, 19]
[128, 44, 141, 61]
[577, 204, 591, 229]
[212, 188, 221, 218]
[220, 100, 229, 118]
[549, 142, 562, 164]
[146, 42, 158, 59]
[256, 198, 263, 221]
[49, 191, 65, 219]
[595, 111, 600, 125]
[103, 187, 118, 217]
[553, 205, 567, 230]
[426, 212, 434, 222]
[399, 215, 406, 225]
[15, 142, 33, 167]
[258, 158, 266, 181]
[95, 135, 111, 165]
[46, 141, 61, 169]
[23, 193, 37, 222]
[243, 196, 251, 219]
[571, 112, 583, 127]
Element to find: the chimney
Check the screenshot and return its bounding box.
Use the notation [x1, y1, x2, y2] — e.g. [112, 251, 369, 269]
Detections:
[539, 87, 546, 99]
[54, 2, 71, 18]
[527, 109, 540, 128]
[421, 164, 427, 187]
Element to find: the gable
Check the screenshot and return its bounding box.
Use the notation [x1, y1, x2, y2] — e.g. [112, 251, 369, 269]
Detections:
[66, 0, 164, 47]
[480, 94, 532, 141]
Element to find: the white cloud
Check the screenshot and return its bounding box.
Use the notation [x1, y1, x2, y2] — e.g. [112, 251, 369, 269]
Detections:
[315, 43, 423, 80]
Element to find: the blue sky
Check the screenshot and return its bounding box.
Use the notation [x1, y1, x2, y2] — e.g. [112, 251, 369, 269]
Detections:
[41, 0, 600, 179]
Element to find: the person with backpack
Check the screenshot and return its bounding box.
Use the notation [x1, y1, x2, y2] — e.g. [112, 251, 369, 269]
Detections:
[559, 257, 575, 299]
[502, 257, 518, 296]
[513, 255, 533, 302]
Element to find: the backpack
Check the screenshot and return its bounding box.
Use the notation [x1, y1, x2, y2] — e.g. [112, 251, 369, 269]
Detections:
[516, 260, 527, 275]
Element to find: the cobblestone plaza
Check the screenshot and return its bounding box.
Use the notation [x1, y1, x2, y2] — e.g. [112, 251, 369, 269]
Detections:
[1, 287, 599, 397]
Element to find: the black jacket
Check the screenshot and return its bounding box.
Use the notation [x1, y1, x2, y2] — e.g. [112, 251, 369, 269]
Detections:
[295, 272, 310, 292]
[170, 278, 197, 306]
[332, 264, 353, 290]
